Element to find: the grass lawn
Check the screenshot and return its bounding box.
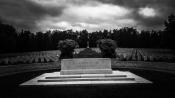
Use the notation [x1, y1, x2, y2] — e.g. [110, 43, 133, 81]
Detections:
[0, 48, 175, 98]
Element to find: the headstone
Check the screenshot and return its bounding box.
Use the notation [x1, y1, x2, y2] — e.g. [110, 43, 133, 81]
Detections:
[34, 56, 39, 63]
[60, 58, 112, 75]
[132, 56, 136, 61]
[22, 56, 28, 63]
[137, 55, 142, 61]
[119, 55, 124, 61]
[143, 56, 148, 61]
[123, 54, 127, 60]
[4, 58, 9, 65]
[49, 56, 58, 62]
[28, 57, 34, 64]
[126, 55, 131, 61]
[149, 56, 154, 61]
[44, 56, 51, 62]
[40, 57, 45, 63]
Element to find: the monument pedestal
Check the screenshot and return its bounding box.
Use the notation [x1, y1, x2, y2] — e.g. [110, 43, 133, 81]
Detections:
[21, 71, 152, 86]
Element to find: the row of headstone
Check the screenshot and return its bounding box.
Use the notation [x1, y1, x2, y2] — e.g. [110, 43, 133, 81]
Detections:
[0, 52, 60, 65]
[116, 49, 174, 62]
[0, 49, 174, 65]
[74, 48, 85, 54]
[91, 48, 101, 53]
[140, 49, 175, 62]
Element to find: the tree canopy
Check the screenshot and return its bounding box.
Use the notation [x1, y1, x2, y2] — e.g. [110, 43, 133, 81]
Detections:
[0, 14, 175, 53]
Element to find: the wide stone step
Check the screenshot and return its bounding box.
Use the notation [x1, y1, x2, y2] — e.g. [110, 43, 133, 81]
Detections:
[38, 77, 135, 82]
[20, 71, 152, 86]
[45, 75, 127, 79]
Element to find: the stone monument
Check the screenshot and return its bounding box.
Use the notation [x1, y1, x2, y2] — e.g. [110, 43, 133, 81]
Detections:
[21, 58, 152, 86]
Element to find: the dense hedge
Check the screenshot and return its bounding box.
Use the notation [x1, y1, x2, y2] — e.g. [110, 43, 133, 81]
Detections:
[97, 39, 117, 58]
[58, 39, 78, 59]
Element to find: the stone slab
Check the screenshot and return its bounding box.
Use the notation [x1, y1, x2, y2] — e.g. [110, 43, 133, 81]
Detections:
[37, 77, 135, 82]
[60, 58, 112, 75]
[20, 71, 152, 86]
[45, 74, 127, 79]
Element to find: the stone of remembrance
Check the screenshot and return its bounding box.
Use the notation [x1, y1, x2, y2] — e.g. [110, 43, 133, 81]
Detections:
[21, 58, 152, 86]
[60, 58, 112, 75]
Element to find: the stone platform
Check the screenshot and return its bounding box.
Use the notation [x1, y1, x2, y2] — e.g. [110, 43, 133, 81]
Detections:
[20, 58, 152, 86]
[20, 71, 152, 86]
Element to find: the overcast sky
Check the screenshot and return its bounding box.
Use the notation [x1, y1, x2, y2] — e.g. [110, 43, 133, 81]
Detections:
[0, 0, 175, 32]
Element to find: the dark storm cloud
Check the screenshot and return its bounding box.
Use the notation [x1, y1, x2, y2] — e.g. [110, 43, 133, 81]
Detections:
[98, 0, 175, 9]
[0, 0, 63, 32]
[0, 0, 175, 32]
[98, 0, 175, 30]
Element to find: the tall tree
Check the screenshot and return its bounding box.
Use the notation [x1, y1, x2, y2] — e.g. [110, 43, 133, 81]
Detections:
[0, 23, 17, 53]
[164, 14, 175, 49]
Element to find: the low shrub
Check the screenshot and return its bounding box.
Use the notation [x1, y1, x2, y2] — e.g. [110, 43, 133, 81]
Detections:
[97, 39, 117, 58]
[58, 39, 79, 59]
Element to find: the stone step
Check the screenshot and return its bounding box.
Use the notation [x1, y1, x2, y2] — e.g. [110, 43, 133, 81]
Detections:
[45, 75, 127, 79]
[20, 71, 152, 86]
[38, 77, 135, 82]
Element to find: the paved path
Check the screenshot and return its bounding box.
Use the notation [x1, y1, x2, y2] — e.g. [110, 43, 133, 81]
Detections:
[0, 60, 175, 77]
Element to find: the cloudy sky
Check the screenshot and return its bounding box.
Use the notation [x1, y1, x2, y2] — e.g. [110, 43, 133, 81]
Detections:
[0, 0, 175, 32]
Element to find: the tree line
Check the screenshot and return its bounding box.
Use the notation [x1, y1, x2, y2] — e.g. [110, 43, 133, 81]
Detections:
[0, 14, 175, 53]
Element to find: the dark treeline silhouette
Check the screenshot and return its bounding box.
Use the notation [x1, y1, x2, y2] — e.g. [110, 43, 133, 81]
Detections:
[0, 14, 175, 53]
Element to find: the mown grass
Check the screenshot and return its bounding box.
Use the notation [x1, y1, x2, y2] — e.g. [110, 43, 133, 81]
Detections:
[0, 48, 175, 98]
